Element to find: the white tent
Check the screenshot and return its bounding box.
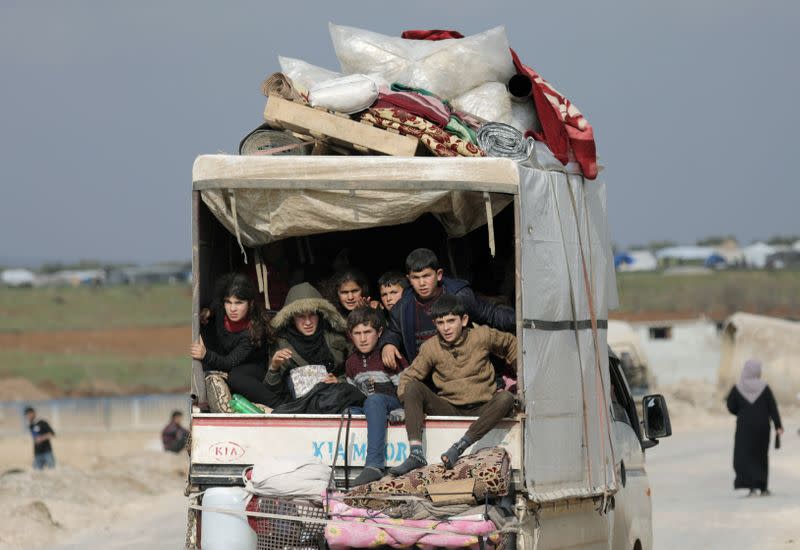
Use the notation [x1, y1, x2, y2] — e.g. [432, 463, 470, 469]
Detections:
[1, 268, 35, 287]
[655, 246, 716, 262]
[742, 242, 776, 268]
[618, 250, 657, 272]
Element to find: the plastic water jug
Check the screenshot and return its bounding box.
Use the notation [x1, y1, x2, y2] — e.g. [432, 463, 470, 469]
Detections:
[200, 487, 257, 550]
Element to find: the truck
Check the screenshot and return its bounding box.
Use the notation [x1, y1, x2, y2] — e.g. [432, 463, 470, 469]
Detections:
[185, 148, 672, 549]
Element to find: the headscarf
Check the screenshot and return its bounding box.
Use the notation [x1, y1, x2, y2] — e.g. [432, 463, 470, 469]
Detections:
[284, 322, 335, 371]
[735, 358, 767, 404]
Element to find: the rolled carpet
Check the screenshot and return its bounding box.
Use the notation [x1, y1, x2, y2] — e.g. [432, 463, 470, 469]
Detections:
[477, 122, 534, 162]
[261, 72, 307, 103]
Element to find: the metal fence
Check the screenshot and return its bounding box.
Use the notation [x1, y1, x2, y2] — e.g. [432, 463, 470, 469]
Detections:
[0, 393, 190, 437]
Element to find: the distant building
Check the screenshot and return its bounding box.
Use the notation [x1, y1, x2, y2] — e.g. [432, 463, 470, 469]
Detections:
[619, 316, 721, 386]
[765, 250, 800, 270]
[35, 270, 105, 287]
[105, 264, 191, 285]
[714, 239, 745, 267]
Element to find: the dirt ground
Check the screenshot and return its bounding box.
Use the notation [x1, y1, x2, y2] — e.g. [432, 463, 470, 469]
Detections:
[0, 326, 189, 356]
[1, 385, 796, 549]
[0, 431, 187, 550]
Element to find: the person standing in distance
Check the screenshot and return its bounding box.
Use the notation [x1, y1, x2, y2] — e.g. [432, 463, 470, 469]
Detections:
[24, 406, 56, 470]
[726, 359, 783, 496]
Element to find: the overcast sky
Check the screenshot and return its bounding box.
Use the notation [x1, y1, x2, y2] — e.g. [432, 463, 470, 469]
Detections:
[1, 0, 797, 265]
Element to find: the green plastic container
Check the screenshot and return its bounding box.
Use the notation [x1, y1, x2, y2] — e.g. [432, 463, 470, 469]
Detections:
[229, 394, 262, 414]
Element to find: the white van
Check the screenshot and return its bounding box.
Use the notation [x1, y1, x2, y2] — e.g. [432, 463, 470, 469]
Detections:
[185, 152, 672, 549]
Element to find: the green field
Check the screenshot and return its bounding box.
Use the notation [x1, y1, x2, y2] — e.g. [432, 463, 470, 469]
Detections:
[0, 350, 188, 393]
[615, 270, 800, 316]
[0, 284, 191, 331]
[1, 272, 798, 395]
[0, 284, 191, 395]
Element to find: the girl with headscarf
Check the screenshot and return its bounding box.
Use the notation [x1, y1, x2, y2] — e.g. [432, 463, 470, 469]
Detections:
[726, 359, 783, 496]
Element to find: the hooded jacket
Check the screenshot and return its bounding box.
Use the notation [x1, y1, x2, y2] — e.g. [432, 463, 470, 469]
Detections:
[265, 283, 350, 387]
[379, 277, 516, 362]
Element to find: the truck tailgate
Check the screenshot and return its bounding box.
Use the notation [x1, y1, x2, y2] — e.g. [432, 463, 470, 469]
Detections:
[190, 413, 523, 487]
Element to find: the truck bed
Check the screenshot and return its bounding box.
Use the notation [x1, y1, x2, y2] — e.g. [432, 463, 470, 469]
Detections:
[190, 413, 524, 488]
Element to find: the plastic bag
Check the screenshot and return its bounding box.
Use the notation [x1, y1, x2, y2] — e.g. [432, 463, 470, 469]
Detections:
[329, 23, 516, 100]
[452, 82, 513, 125]
[309, 74, 379, 114]
[278, 56, 340, 91]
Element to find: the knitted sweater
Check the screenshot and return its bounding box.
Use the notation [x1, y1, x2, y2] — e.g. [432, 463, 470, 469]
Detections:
[398, 326, 517, 406]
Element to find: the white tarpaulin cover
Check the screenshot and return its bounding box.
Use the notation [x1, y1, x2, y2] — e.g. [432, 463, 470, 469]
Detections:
[518, 163, 619, 501]
[193, 155, 518, 245]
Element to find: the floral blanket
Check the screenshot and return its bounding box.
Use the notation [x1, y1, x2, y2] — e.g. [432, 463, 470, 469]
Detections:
[361, 107, 485, 158]
[325, 497, 500, 550]
[345, 446, 510, 511]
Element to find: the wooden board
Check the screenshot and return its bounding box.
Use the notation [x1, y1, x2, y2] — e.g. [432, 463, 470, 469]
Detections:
[264, 96, 418, 157]
[426, 478, 476, 504]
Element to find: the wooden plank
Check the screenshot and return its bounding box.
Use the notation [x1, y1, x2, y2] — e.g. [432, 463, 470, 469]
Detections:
[264, 96, 418, 157]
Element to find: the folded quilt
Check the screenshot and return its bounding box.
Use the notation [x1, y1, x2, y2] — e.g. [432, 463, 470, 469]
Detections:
[375, 87, 451, 127]
[325, 497, 500, 550]
[361, 107, 485, 158]
[345, 446, 510, 511]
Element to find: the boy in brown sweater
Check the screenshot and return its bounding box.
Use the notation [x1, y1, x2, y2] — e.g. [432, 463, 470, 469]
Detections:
[390, 294, 517, 475]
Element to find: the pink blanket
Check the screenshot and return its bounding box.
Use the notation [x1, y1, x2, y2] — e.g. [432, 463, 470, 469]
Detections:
[325, 497, 500, 550]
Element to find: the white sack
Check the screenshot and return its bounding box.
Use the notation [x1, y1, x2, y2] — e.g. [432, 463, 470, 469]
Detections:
[452, 82, 513, 125]
[329, 23, 516, 100]
[309, 74, 378, 114]
[278, 56, 341, 91]
[510, 100, 541, 134]
[246, 457, 331, 497]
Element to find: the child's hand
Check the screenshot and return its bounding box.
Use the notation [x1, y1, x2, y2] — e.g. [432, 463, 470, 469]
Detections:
[190, 336, 207, 360]
[199, 308, 212, 325]
[323, 374, 339, 384]
[382, 344, 403, 370]
[270, 348, 293, 371]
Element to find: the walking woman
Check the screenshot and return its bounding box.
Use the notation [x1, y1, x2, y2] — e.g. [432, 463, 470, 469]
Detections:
[726, 359, 783, 496]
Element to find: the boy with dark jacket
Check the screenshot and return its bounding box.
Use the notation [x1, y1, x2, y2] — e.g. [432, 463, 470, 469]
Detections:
[390, 294, 517, 475]
[380, 248, 515, 369]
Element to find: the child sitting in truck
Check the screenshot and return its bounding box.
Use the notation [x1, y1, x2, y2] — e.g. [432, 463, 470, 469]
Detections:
[329, 268, 380, 318]
[344, 307, 408, 486]
[390, 294, 517, 475]
[376, 271, 407, 312]
[191, 273, 278, 407]
[267, 282, 351, 394]
[380, 248, 515, 370]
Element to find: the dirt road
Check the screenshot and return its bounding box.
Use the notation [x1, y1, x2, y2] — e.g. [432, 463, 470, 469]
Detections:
[3, 413, 797, 549]
[648, 415, 799, 549]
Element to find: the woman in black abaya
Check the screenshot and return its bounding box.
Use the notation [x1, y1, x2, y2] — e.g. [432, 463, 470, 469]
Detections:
[726, 359, 783, 496]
